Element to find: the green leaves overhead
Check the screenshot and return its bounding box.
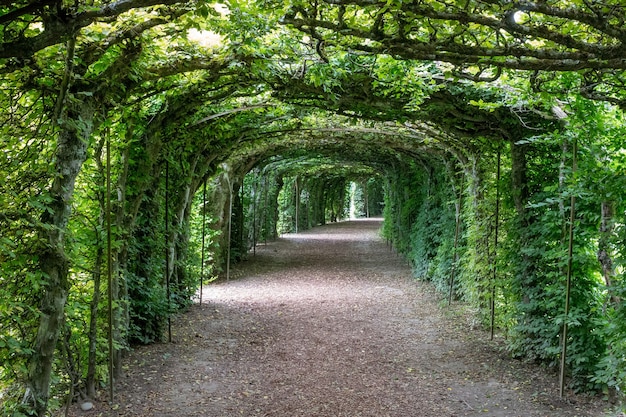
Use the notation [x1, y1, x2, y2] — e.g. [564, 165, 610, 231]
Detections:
[281, 0, 626, 107]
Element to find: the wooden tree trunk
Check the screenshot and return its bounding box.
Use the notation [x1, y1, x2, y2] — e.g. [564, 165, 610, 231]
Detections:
[27, 101, 94, 416]
[86, 242, 103, 399]
[510, 139, 529, 219]
[86, 136, 107, 398]
[465, 155, 492, 309]
[598, 200, 618, 304]
[205, 170, 231, 271]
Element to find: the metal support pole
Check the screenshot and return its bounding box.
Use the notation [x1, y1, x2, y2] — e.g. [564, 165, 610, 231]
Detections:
[165, 160, 171, 343]
[295, 177, 299, 234]
[448, 177, 463, 306]
[106, 132, 114, 403]
[364, 180, 369, 218]
[263, 176, 270, 246]
[490, 150, 501, 341]
[200, 180, 206, 305]
[226, 176, 233, 281]
[560, 137, 577, 397]
[252, 174, 257, 256]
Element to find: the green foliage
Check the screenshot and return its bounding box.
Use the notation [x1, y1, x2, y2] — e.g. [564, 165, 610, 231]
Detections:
[500, 101, 622, 391]
[126, 189, 168, 345]
[594, 280, 626, 395]
[3, 1, 626, 414]
[277, 176, 295, 234]
[505, 205, 606, 390]
[127, 270, 169, 345]
[382, 161, 420, 254]
[187, 189, 222, 287]
[366, 177, 385, 217]
[407, 166, 453, 285]
[382, 111, 624, 395]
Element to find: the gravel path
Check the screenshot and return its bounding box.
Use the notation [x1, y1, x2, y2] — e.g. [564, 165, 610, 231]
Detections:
[101, 219, 608, 417]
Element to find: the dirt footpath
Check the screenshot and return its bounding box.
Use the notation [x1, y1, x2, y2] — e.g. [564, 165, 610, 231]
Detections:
[102, 219, 609, 417]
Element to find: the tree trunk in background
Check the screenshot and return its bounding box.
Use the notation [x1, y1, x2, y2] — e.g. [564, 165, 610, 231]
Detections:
[509, 138, 531, 265]
[312, 182, 324, 225]
[267, 177, 285, 239]
[205, 166, 238, 272]
[231, 182, 245, 261]
[109, 121, 164, 349]
[464, 155, 492, 309]
[509, 137, 538, 317]
[86, 136, 106, 398]
[178, 156, 220, 281]
[27, 100, 95, 416]
[86, 243, 103, 398]
[238, 183, 246, 253]
[510, 139, 529, 220]
[172, 173, 198, 302]
[598, 200, 618, 304]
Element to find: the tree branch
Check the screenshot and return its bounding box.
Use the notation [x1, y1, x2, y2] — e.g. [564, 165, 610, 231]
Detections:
[0, 0, 58, 25]
[282, 1, 626, 72]
[0, 0, 189, 59]
[80, 12, 187, 67]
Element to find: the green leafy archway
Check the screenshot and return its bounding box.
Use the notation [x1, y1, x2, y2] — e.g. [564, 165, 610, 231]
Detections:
[1, 1, 626, 415]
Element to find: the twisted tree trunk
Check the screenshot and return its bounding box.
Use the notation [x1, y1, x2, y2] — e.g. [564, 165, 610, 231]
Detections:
[27, 99, 95, 416]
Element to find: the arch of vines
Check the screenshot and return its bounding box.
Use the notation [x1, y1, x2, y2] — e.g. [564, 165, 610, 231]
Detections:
[1, 0, 626, 415]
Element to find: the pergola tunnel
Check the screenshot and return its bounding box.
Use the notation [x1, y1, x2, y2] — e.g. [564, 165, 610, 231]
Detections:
[2, 1, 626, 416]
